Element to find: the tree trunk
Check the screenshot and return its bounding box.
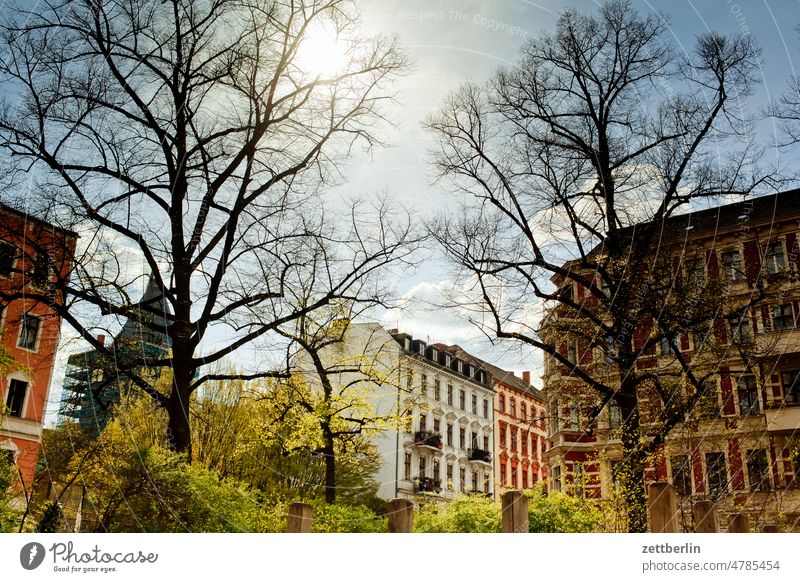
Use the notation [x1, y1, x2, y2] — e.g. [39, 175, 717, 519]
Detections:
[166, 374, 193, 458]
[323, 429, 336, 504]
[618, 389, 648, 533]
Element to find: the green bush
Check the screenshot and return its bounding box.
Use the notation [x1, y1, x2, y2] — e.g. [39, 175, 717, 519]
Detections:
[414, 495, 502, 533]
[526, 484, 603, 533]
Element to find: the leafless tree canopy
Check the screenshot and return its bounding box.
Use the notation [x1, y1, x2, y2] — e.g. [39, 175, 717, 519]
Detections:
[426, 0, 771, 531]
[0, 0, 419, 453]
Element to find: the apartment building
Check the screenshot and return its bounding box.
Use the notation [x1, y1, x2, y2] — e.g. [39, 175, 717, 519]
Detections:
[542, 190, 800, 531]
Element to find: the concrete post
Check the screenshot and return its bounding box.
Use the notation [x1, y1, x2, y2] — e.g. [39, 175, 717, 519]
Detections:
[501, 490, 529, 533]
[692, 500, 719, 533]
[647, 482, 679, 533]
[287, 502, 313, 533]
[728, 513, 750, 533]
[387, 499, 414, 533]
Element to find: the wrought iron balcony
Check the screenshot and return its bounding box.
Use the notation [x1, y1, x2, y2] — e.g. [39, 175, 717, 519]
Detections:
[468, 448, 492, 463]
[414, 430, 443, 449]
[415, 477, 442, 493]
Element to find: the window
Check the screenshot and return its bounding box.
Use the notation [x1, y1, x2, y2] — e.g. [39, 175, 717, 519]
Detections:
[531, 435, 538, 458]
[721, 250, 744, 281]
[421, 374, 427, 395]
[470, 431, 478, 449]
[404, 453, 411, 480]
[500, 463, 507, 486]
[697, 382, 720, 420]
[433, 418, 440, 434]
[483, 399, 489, 418]
[446, 423, 453, 446]
[511, 465, 518, 488]
[459, 466, 466, 492]
[434, 379, 441, 401]
[670, 455, 692, 496]
[552, 465, 562, 492]
[471, 394, 477, 414]
[558, 284, 573, 302]
[522, 470, 529, 489]
[746, 449, 771, 492]
[0, 242, 16, 278]
[567, 340, 578, 364]
[764, 241, 785, 275]
[510, 427, 518, 452]
[484, 474, 490, 494]
[520, 402, 527, 421]
[728, 312, 751, 343]
[772, 304, 795, 331]
[611, 461, 622, 494]
[91, 369, 103, 383]
[705, 452, 727, 500]
[418, 456, 426, 479]
[609, 401, 622, 430]
[510, 398, 516, 418]
[419, 414, 426, 432]
[569, 407, 580, 431]
[459, 427, 465, 449]
[573, 463, 585, 497]
[30, 252, 50, 288]
[499, 426, 506, 448]
[521, 431, 528, 455]
[483, 434, 489, 452]
[459, 389, 465, 410]
[406, 370, 413, 390]
[4, 379, 28, 417]
[499, 394, 505, 414]
[433, 459, 440, 480]
[17, 313, 41, 351]
[737, 376, 759, 416]
[781, 370, 800, 404]
[658, 334, 676, 356]
[446, 463, 454, 489]
[471, 471, 478, 492]
[447, 385, 453, 406]
[684, 257, 705, 286]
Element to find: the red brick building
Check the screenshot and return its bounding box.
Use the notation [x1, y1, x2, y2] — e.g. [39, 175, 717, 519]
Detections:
[0, 203, 76, 487]
[489, 367, 548, 493]
[543, 190, 800, 531]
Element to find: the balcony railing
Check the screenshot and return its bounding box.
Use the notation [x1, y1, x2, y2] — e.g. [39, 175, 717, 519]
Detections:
[415, 477, 442, 493]
[468, 448, 492, 463]
[414, 430, 443, 449]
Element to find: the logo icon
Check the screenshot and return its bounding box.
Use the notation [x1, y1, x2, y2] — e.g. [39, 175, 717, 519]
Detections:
[19, 542, 46, 570]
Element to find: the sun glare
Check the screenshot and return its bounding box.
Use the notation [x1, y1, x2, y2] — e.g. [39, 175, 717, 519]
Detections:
[295, 22, 349, 78]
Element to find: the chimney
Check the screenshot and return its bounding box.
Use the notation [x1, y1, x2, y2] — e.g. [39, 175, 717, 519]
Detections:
[522, 371, 531, 385]
[97, 334, 106, 347]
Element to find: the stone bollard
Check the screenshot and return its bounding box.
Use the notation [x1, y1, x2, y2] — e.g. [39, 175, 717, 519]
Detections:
[728, 513, 750, 533]
[387, 498, 414, 533]
[287, 502, 313, 533]
[647, 482, 679, 533]
[501, 490, 529, 533]
[692, 500, 719, 533]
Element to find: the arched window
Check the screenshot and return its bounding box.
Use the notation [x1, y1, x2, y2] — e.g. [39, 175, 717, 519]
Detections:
[499, 394, 505, 414]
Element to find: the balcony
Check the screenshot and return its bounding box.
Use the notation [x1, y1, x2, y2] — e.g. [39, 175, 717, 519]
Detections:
[413, 430, 443, 449]
[415, 477, 442, 493]
[764, 406, 800, 433]
[468, 448, 492, 464]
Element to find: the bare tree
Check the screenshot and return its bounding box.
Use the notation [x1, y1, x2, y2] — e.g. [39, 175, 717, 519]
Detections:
[0, 0, 418, 455]
[426, 0, 774, 531]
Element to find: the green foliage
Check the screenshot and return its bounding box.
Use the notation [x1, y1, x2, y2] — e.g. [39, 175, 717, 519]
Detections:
[526, 485, 603, 533]
[414, 495, 502, 533]
[308, 500, 387, 533]
[0, 451, 20, 532]
[36, 501, 65, 533]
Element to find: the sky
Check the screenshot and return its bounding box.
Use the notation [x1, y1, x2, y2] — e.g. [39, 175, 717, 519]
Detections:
[39, 0, 800, 421]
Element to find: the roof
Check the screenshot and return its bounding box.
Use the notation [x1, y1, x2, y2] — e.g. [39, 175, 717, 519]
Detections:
[444, 344, 543, 401]
[0, 202, 79, 239]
